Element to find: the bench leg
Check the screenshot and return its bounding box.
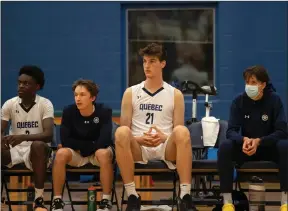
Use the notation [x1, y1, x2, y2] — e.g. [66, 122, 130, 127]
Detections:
[65, 180, 75, 211]
[111, 168, 120, 211]
[1, 177, 3, 195]
[2, 176, 12, 211]
[121, 184, 126, 211]
[112, 182, 120, 211]
[171, 172, 177, 211]
[50, 180, 54, 211]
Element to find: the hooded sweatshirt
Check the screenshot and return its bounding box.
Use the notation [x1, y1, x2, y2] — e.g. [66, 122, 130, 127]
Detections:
[226, 83, 288, 146]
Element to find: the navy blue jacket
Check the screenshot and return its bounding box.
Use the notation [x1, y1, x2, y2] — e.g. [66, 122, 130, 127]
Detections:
[60, 103, 113, 157]
[226, 83, 288, 146]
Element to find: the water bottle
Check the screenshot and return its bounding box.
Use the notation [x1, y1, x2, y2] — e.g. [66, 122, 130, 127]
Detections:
[88, 186, 96, 211]
[249, 176, 265, 211]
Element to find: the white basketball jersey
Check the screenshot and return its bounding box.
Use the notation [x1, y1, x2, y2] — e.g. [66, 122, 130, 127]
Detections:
[131, 81, 175, 137]
[1, 95, 54, 146]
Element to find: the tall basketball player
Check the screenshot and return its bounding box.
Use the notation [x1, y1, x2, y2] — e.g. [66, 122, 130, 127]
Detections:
[115, 43, 198, 211]
[1, 66, 54, 211]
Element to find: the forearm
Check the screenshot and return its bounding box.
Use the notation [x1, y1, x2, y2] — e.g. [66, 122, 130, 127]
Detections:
[24, 132, 53, 143]
[226, 129, 244, 144]
[133, 136, 143, 144]
[260, 131, 288, 146]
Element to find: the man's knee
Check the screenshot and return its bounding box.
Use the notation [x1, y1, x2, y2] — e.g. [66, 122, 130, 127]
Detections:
[218, 139, 234, 155]
[172, 125, 191, 145]
[30, 141, 49, 156]
[55, 148, 72, 164]
[277, 139, 288, 156]
[115, 126, 131, 147]
[95, 148, 112, 164]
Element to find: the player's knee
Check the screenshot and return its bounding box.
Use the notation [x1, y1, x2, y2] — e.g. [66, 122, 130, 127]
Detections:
[55, 148, 71, 163]
[173, 125, 191, 145]
[95, 149, 112, 164]
[30, 141, 47, 155]
[115, 126, 131, 147]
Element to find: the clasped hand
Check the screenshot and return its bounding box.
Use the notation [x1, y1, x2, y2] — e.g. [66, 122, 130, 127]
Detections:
[138, 126, 167, 147]
[1, 135, 25, 150]
[242, 137, 261, 156]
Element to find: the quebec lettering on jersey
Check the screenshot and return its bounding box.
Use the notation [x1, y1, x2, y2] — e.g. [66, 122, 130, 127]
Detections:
[139, 103, 163, 112]
[17, 121, 39, 129]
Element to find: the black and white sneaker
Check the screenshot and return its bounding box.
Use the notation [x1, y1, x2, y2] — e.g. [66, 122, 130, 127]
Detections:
[179, 194, 198, 211]
[97, 199, 113, 211]
[34, 197, 47, 211]
[51, 198, 65, 211]
[126, 195, 141, 211]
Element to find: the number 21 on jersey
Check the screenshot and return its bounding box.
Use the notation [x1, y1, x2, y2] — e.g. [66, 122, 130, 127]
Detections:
[146, 112, 154, 124]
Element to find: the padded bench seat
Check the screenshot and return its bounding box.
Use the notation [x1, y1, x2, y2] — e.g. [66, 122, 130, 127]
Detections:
[237, 161, 278, 173]
[2, 164, 52, 175]
[134, 161, 175, 173]
[192, 160, 218, 174]
[65, 163, 100, 173]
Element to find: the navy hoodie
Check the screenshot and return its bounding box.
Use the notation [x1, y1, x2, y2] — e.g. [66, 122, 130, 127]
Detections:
[60, 103, 113, 157]
[226, 83, 288, 146]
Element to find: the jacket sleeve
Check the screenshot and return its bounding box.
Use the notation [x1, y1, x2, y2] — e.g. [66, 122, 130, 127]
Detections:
[94, 107, 113, 150]
[226, 97, 244, 144]
[260, 96, 288, 146]
[60, 107, 81, 149]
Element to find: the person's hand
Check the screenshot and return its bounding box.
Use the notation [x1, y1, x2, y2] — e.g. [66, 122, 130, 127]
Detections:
[1, 135, 10, 150]
[1, 135, 8, 150]
[145, 126, 167, 147]
[243, 138, 261, 156]
[135, 128, 155, 147]
[2, 135, 25, 148]
[242, 137, 252, 154]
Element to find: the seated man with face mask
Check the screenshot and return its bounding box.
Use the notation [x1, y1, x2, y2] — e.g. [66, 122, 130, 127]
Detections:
[217, 65, 288, 211]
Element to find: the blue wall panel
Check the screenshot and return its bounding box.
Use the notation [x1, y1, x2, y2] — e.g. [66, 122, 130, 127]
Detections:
[2, 1, 287, 120]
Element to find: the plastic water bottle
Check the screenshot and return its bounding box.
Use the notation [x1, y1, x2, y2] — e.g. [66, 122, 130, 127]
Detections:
[87, 186, 96, 211]
[249, 176, 265, 211]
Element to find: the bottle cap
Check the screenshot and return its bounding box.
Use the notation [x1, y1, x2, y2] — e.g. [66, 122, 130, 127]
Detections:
[88, 186, 97, 191]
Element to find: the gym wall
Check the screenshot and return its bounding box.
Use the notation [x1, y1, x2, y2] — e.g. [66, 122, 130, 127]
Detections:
[2, 2, 287, 120]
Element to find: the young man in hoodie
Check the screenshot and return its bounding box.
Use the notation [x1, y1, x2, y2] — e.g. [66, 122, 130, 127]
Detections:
[218, 65, 288, 211]
[51, 79, 114, 211]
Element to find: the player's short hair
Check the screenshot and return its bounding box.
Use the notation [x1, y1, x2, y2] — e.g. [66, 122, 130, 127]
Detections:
[19, 65, 45, 89]
[243, 65, 270, 83]
[139, 43, 167, 61]
[72, 79, 99, 98]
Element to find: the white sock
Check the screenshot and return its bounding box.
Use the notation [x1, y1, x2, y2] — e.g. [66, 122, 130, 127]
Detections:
[282, 192, 287, 205]
[180, 184, 191, 199]
[103, 194, 112, 201]
[34, 188, 44, 200]
[53, 195, 62, 200]
[223, 193, 233, 204]
[124, 182, 138, 197]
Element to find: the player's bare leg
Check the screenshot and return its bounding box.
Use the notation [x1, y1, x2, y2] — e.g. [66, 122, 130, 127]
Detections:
[30, 141, 51, 211]
[115, 126, 143, 211]
[95, 148, 114, 211]
[51, 148, 73, 211]
[165, 125, 197, 211]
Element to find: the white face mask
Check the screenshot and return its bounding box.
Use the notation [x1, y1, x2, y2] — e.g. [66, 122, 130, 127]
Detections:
[245, 85, 259, 99]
